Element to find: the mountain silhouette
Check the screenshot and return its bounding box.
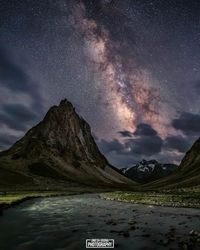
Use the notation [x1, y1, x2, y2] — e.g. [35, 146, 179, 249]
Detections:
[0, 99, 134, 190]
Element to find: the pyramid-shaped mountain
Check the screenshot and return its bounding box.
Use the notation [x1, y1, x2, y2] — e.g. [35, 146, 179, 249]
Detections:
[0, 99, 134, 190]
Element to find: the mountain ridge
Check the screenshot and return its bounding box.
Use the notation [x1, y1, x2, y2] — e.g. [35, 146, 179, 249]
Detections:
[143, 137, 200, 189]
[0, 99, 135, 190]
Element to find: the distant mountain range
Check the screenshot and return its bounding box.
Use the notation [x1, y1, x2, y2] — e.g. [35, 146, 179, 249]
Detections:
[120, 160, 177, 183]
[0, 99, 134, 190]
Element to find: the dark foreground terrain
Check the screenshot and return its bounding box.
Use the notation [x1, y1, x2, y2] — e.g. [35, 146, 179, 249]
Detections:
[0, 194, 199, 250]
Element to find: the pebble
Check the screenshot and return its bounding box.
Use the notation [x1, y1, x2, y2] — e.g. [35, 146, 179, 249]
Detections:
[128, 225, 136, 230]
[128, 219, 136, 225]
[123, 231, 130, 237]
[105, 219, 117, 226]
[71, 229, 79, 233]
[161, 239, 169, 246]
[142, 234, 150, 238]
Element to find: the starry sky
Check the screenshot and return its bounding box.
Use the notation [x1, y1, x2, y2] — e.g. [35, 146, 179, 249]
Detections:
[0, 0, 200, 167]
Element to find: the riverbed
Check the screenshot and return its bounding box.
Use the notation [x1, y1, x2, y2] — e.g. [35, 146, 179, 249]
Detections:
[0, 194, 199, 250]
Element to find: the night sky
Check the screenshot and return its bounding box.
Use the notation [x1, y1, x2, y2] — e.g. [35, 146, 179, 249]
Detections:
[0, 0, 200, 167]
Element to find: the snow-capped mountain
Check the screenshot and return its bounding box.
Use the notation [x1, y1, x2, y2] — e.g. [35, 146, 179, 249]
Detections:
[121, 160, 177, 183]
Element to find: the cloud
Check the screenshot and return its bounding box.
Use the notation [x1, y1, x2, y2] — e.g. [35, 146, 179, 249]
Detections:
[124, 123, 163, 156]
[133, 123, 157, 136]
[165, 135, 191, 153]
[0, 103, 38, 131]
[97, 139, 124, 154]
[0, 46, 45, 151]
[155, 150, 183, 165]
[0, 47, 44, 113]
[118, 130, 133, 137]
[2, 103, 37, 123]
[172, 112, 200, 135]
[0, 48, 30, 93]
[97, 138, 139, 167]
[105, 151, 138, 168]
[0, 134, 18, 150]
[125, 136, 163, 156]
[99, 123, 163, 158]
[0, 113, 26, 131]
[194, 80, 200, 94]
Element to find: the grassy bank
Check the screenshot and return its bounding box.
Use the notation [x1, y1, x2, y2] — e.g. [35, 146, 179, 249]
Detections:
[0, 191, 73, 205]
[0, 189, 91, 215]
[0, 186, 117, 214]
[101, 190, 200, 208]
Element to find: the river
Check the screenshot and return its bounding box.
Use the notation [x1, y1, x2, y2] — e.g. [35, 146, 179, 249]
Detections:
[0, 194, 199, 250]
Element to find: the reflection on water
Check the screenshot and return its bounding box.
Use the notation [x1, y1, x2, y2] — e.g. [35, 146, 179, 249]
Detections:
[0, 194, 200, 250]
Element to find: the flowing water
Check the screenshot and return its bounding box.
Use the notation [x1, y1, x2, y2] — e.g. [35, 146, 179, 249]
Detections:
[0, 194, 199, 250]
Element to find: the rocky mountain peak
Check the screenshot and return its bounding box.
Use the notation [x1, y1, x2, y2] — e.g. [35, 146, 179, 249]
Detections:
[9, 98, 109, 169]
[121, 159, 177, 183]
[60, 98, 72, 106]
[43, 98, 75, 123]
[0, 98, 133, 188]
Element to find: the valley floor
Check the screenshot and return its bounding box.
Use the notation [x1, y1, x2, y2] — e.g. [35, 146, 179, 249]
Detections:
[1, 187, 200, 214]
[101, 188, 200, 208]
[0, 193, 200, 250]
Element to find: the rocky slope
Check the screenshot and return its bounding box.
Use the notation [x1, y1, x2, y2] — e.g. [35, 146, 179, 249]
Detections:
[121, 160, 177, 183]
[144, 138, 200, 189]
[179, 138, 200, 173]
[0, 99, 134, 190]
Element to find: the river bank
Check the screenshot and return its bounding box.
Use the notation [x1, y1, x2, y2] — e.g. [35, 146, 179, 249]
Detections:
[100, 190, 200, 208]
[0, 191, 75, 215]
[0, 194, 200, 250]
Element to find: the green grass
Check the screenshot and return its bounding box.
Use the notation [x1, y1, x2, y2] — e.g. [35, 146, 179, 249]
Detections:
[0, 191, 77, 205]
[101, 190, 200, 208]
[0, 186, 114, 207]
